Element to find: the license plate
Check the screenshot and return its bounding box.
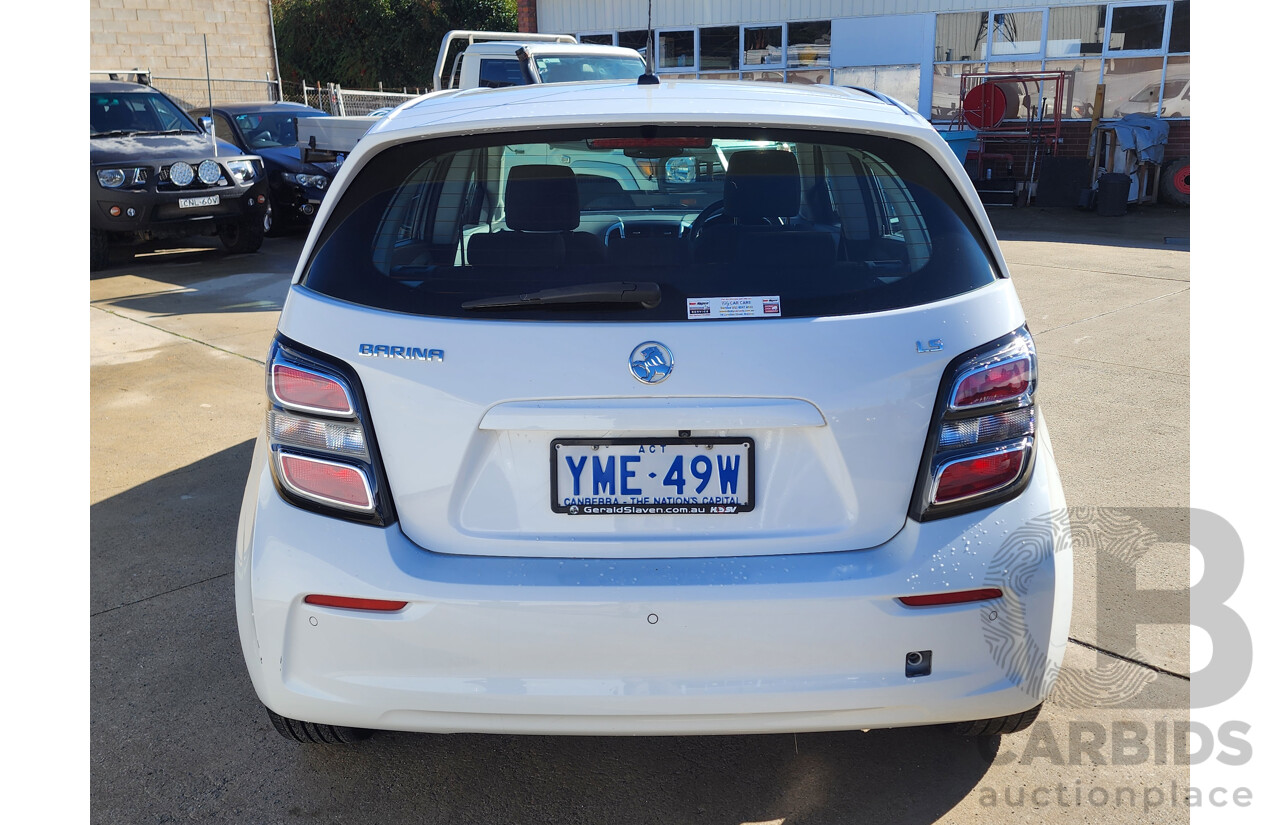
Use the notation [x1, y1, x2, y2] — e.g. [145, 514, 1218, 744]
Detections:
[552, 438, 754, 515]
[178, 195, 220, 209]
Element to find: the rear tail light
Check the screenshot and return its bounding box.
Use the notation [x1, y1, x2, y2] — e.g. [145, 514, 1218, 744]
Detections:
[278, 453, 374, 511]
[913, 328, 1037, 520]
[265, 337, 394, 525]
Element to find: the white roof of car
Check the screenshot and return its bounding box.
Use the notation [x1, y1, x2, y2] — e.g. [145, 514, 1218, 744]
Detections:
[365, 79, 929, 147]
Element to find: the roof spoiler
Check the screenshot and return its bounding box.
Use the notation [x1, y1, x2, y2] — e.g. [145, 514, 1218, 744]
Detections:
[432, 30, 576, 92]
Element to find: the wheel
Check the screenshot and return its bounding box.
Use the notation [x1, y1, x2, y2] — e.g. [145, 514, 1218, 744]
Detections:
[219, 216, 266, 254]
[951, 703, 1042, 737]
[90, 229, 110, 272]
[266, 708, 372, 744]
[1160, 158, 1189, 206]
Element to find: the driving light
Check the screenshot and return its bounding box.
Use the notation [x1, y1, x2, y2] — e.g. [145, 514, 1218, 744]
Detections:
[198, 159, 221, 185]
[169, 161, 194, 186]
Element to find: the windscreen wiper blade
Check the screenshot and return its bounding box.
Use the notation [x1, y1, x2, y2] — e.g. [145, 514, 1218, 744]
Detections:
[462, 281, 661, 310]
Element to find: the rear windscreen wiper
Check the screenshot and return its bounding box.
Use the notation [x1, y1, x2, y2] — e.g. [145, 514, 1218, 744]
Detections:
[462, 281, 661, 310]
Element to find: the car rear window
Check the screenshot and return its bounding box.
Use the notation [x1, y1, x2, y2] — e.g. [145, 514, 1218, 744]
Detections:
[301, 126, 1000, 321]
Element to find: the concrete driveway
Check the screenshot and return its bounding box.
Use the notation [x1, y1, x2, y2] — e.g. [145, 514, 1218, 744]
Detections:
[90, 207, 1192, 824]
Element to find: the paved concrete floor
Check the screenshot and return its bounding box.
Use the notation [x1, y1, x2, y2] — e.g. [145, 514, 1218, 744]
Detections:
[90, 206, 1192, 824]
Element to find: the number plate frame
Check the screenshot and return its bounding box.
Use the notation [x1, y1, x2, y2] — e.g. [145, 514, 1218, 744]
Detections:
[178, 194, 220, 209]
[551, 437, 755, 515]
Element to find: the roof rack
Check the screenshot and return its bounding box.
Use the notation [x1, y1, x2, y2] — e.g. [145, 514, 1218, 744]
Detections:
[90, 68, 152, 86]
[840, 85, 912, 117]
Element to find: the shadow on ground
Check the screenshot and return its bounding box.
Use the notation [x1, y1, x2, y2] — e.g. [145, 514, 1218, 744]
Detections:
[986, 205, 1190, 252]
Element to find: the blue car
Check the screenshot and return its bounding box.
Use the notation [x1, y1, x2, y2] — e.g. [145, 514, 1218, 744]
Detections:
[189, 101, 342, 235]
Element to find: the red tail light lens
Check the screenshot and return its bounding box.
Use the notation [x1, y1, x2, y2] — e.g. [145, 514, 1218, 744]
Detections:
[932, 446, 1028, 504]
[271, 364, 354, 416]
[278, 453, 374, 510]
[951, 356, 1031, 409]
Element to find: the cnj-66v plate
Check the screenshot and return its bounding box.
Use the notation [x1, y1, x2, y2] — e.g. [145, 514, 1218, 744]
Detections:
[551, 437, 755, 515]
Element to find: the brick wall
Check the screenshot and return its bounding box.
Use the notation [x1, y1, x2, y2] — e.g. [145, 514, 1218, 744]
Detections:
[90, 0, 276, 81]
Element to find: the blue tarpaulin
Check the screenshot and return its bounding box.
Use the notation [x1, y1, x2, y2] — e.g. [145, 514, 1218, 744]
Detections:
[1106, 114, 1170, 168]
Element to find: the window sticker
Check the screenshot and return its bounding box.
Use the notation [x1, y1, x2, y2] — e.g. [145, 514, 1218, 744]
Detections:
[687, 296, 782, 320]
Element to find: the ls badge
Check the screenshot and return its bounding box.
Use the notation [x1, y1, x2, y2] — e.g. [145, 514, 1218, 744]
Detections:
[916, 339, 944, 353]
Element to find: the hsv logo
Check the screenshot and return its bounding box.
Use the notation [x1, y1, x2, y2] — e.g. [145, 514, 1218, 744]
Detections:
[358, 344, 445, 361]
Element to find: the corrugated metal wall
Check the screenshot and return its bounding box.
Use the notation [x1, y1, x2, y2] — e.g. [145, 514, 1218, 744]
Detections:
[537, 0, 1088, 32]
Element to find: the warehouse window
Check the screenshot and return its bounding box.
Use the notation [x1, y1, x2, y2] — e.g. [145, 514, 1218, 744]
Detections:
[932, 2, 1190, 122]
[659, 30, 695, 69]
[991, 12, 1043, 57]
[744, 25, 782, 65]
[1106, 4, 1167, 52]
[1047, 5, 1105, 56]
[788, 21, 831, 67]
[619, 29, 649, 58]
[700, 26, 739, 70]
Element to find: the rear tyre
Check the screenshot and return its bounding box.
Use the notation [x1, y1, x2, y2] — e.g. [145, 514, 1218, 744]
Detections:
[219, 216, 266, 254]
[952, 703, 1042, 737]
[90, 229, 110, 272]
[266, 708, 372, 744]
[1160, 158, 1189, 206]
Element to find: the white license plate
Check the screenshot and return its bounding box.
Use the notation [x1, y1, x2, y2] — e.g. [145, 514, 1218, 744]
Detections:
[552, 438, 754, 515]
[178, 195, 220, 209]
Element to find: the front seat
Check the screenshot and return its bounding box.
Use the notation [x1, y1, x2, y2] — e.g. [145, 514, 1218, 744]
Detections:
[468, 164, 606, 266]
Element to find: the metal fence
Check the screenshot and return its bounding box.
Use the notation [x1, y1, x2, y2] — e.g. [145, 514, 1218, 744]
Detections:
[282, 82, 422, 115]
[151, 76, 283, 109]
[97, 69, 424, 117]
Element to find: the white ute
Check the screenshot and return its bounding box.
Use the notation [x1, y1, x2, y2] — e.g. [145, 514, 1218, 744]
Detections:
[237, 77, 1073, 744]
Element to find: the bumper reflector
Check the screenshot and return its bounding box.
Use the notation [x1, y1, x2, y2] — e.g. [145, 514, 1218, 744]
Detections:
[304, 595, 408, 612]
[898, 588, 1004, 607]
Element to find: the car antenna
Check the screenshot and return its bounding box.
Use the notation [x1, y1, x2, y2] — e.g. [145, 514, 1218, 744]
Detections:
[203, 34, 217, 157]
[638, 0, 659, 85]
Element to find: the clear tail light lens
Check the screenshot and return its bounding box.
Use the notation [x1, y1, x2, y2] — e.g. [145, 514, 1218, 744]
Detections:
[913, 327, 1038, 520]
[265, 338, 393, 525]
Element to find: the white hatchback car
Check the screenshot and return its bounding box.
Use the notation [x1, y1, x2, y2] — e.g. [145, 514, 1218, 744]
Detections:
[236, 79, 1073, 744]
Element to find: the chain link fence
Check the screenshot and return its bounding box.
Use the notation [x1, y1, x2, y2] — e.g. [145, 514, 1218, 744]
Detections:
[151, 76, 283, 109]
[280, 82, 422, 115]
[137, 73, 422, 117]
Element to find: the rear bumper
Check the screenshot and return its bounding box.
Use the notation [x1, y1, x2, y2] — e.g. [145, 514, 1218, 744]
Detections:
[236, 429, 1072, 735]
